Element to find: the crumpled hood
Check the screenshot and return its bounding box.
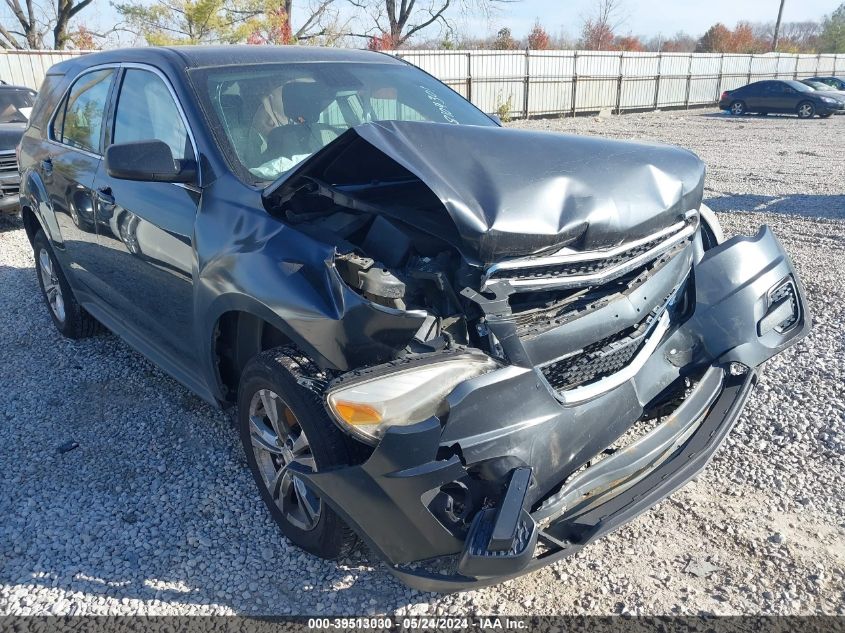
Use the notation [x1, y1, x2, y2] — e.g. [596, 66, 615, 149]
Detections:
[268, 121, 706, 264]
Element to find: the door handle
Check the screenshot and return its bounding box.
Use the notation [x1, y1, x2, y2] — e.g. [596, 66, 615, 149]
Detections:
[96, 186, 115, 206]
[40, 157, 53, 174]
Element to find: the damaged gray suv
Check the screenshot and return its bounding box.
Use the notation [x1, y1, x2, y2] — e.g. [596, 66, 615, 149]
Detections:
[19, 46, 810, 590]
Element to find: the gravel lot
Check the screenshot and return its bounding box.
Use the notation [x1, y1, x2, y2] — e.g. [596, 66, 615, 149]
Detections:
[1, 108, 843, 617]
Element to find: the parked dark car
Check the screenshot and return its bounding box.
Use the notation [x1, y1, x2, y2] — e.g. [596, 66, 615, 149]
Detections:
[0, 83, 36, 213]
[800, 79, 845, 106]
[719, 79, 845, 118]
[809, 76, 845, 91]
[18, 47, 810, 591]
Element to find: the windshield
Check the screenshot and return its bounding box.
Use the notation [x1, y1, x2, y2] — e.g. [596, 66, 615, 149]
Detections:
[804, 81, 833, 91]
[0, 88, 36, 123]
[190, 62, 495, 183]
[786, 80, 812, 93]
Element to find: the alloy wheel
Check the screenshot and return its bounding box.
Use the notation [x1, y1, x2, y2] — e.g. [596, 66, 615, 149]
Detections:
[248, 388, 321, 531]
[798, 103, 814, 118]
[38, 247, 65, 323]
[730, 102, 744, 115]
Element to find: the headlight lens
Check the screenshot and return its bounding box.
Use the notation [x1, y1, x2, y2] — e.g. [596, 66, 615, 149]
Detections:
[326, 354, 499, 443]
[821, 96, 837, 103]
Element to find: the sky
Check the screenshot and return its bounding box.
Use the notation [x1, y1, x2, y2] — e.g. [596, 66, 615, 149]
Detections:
[457, 0, 839, 41]
[29, 0, 840, 47]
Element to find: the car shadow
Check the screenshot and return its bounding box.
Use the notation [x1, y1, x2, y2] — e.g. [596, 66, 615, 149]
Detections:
[0, 257, 442, 616]
[704, 193, 845, 220]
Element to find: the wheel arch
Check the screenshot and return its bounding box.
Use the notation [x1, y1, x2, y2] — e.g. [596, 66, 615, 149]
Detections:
[207, 295, 332, 404]
[20, 170, 62, 247]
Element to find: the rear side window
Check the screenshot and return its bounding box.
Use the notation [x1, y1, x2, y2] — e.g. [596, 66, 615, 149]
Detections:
[29, 74, 64, 132]
[112, 69, 193, 161]
[55, 69, 114, 154]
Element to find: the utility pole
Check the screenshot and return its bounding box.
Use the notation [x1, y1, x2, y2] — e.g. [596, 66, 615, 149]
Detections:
[772, 0, 786, 51]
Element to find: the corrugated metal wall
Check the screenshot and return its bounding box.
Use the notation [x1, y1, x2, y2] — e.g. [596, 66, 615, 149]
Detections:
[0, 50, 87, 89]
[3, 48, 844, 119]
[389, 50, 845, 118]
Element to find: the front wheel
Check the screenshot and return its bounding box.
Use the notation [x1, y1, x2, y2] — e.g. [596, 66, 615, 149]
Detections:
[797, 101, 815, 119]
[729, 100, 746, 115]
[237, 347, 365, 559]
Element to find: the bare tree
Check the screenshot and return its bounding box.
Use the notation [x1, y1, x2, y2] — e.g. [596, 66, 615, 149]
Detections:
[350, 0, 510, 49]
[579, 0, 626, 50]
[1, 0, 98, 48]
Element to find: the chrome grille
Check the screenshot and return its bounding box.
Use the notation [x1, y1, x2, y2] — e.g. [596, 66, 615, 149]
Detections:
[0, 152, 17, 173]
[482, 212, 698, 292]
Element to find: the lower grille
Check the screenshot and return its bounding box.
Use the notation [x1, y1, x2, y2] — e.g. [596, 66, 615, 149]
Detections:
[540, 308, 661, 393]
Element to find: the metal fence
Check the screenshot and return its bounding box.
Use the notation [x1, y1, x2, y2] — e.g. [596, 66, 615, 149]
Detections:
[3, 48, 845, 119]
[0, 50, 87, 89]
[388, 49, 845, 118]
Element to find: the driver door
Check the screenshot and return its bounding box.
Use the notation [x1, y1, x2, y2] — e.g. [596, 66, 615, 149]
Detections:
[89, 66, 201, 373]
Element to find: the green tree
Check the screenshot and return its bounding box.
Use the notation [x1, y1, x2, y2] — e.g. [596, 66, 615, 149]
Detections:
[819, 3, 845, 53]
[115, 0, 267, 45]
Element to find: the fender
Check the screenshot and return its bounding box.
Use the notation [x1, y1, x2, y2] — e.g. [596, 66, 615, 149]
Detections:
[20, 167, 63, 247]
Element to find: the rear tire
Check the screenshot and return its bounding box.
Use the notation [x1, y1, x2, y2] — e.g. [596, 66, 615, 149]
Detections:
[729, 100, 746, 115]
[33, 230, 99, 339]
[797, 101, 815, 119]
[237, 346, 366, 560]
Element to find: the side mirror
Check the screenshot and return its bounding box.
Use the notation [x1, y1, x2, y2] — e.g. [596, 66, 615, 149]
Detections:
[105, 139, 196, 183]
[488, 113, 502, 126]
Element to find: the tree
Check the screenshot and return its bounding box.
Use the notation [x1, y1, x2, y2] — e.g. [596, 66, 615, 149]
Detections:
[819, 3, 845, 53]
[613, 34, 644, 51]
[527, 20, 550, 50]
[695, 23, 732, 52]
[492, 26, 517, 49]
[117, 0, 336, 45]
[578, 0, 625, 50]
[730, 21, 766, 53]
[0, 0, 97, 49]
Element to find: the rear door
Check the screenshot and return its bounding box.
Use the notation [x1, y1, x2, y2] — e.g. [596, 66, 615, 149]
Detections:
[90, 65, 201, 369]
[45, 67, 116, 292]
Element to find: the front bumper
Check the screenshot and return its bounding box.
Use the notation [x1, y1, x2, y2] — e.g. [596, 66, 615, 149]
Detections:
[0, 192, 19, 213]
[294, 226, 810, 590]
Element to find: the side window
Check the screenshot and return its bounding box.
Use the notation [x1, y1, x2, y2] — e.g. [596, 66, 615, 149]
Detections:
[61, 69, 114, 153]
[51, 95, 67, 140]
[113, 69, 193, 161]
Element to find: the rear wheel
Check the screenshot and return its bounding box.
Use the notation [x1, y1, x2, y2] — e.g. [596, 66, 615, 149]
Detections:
[33, 230, 99, 339]
[797, 101, 815, 119]
[238, 347, 366, 559]
[729, 100, 746, 115]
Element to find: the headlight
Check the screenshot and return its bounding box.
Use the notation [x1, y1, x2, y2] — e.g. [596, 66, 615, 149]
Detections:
[821, 96, 837, 104]
[326, 353, 499, 443]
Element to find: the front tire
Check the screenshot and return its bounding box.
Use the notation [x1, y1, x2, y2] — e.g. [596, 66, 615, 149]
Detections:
[729, 100, 746, 115]
[238, 347, 365, 560]
[33, 230, 99, 339]
[797, 101, 815, 119]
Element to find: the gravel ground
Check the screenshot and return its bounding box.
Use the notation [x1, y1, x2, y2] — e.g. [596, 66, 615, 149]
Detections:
[1, 108, 843, 616]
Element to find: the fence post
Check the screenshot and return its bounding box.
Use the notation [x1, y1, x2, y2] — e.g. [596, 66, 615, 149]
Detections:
[615, 52, 624, 114]
[747, 55, 753, 84]
[523, 47, 530, 119]
[816, 53, 821, 75]
[717, 53, 725, 101]
[684, 54, 693, 108]
[466, 52, 472, 103]
[652, 53, 661, 110]
[793, 54, 799, 79]
[570, 51, 578, 117]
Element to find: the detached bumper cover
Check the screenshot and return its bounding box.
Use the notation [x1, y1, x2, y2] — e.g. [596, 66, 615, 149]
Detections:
[294, 226, 809, 590]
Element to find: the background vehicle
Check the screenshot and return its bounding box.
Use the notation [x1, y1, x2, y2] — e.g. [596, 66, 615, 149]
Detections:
[808, 76, 845, 91]
[799, 79, 845, 108]
[18, 47, 810, 591]
[0, 83, 36, 214]
[718, 79, 845, 118]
